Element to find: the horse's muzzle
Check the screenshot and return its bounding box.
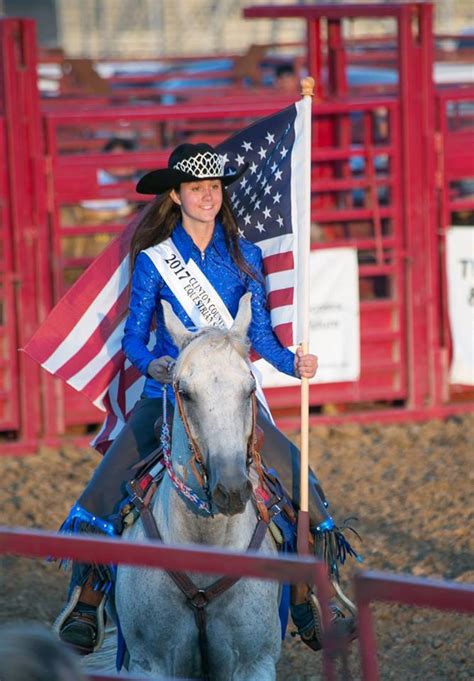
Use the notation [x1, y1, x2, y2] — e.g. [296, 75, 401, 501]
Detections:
[212, 478, 252, 516]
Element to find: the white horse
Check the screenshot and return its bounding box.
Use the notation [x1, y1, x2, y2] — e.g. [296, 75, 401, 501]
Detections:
[116, 293, 281, 680]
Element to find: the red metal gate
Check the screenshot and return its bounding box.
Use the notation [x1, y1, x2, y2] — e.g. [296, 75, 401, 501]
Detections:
[40, 95, 408, 432]
[0, 526, 339, 680]
[1, 525, 473, 681]
[436, 89, 474, 403]
[354, 569, 474, 680]
[0, 116, 20, 434]
[0, 5, 473, 451]
[0, 18, 48, 451]
[284, 97, 407, 413]
[41, 100, 293, 434]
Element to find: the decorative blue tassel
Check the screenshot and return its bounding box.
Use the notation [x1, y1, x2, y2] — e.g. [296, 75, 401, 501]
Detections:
[335, 525, 363, 565]
[313, 516, 363, 579]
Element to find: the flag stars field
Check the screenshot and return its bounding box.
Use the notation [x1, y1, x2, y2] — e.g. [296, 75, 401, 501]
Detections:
[221, 111, 296, 251]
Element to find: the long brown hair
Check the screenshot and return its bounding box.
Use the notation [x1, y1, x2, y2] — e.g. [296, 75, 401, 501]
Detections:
[130, 185, 260, 281]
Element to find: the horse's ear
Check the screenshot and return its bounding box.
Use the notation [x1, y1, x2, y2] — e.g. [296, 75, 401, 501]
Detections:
[231, 292, 252, 340]
[162, 300, 194, 349]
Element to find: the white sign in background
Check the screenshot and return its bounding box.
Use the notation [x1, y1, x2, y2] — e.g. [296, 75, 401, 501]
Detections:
[446, 226, 474, 385]
[256, 247, 360, 388]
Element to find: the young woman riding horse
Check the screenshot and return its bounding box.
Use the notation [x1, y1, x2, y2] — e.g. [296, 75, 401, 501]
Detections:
[55, 143, 357, 655]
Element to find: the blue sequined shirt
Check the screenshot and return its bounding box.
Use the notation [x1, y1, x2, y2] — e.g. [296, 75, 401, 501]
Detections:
[122, 221, 296, 398]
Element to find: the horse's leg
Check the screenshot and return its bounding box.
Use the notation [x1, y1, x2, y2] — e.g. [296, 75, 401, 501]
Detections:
[235, 662, 277, 681]
[207, 580, 281, 681]
[117, 565, 200, 678]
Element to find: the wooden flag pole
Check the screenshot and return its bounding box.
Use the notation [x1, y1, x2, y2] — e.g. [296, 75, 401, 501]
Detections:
[297, 77, 315, 556]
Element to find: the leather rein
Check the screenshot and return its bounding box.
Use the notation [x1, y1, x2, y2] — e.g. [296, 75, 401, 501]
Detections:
[133, 382, 283, 681]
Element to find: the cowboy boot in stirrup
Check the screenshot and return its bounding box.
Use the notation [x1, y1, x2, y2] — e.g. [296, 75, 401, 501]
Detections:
[290, 583, 357, 652]
[54, 571, 107, 655]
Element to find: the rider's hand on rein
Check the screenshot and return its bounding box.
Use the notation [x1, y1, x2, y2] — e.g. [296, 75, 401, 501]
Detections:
[147, 356, 176, 384]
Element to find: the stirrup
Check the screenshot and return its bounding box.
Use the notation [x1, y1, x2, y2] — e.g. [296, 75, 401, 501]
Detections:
[291, 592, 357, 652]
[53, 585, 106, 655]
[331, 576, 357, 616]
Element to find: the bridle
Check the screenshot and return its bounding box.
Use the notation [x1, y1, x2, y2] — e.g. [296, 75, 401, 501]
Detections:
[162, 376, 264, 516]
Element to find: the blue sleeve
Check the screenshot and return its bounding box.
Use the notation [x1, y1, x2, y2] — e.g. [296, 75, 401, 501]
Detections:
[122, 251, 161, 376]
[245, 245, 296, 377]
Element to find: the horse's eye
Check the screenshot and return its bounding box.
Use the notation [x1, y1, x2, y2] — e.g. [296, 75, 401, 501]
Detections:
[179, 389, 192, 401]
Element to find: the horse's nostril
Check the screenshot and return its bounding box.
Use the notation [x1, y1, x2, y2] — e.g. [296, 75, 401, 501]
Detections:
[214, 483, 230, 509]
[213, 480, 251, 515]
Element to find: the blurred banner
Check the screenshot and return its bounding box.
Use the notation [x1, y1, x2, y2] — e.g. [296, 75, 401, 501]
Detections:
[447, 227, 474, 385]
[256, 247, 360, 387]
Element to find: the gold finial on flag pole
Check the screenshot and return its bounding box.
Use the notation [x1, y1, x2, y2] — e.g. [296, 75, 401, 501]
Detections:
[301, 76, 315, 98]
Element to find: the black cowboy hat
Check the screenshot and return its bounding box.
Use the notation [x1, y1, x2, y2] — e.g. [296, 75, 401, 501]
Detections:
[136, 143, 248, 195]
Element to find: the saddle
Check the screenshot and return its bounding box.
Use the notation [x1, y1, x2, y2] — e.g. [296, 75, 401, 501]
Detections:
[120, 425, 296, 552]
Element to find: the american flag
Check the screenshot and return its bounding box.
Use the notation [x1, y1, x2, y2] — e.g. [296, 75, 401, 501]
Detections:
[24, 102, 310, 452]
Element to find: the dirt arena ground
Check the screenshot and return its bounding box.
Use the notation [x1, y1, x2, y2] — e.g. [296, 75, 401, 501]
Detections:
[1, 414, 473, 680]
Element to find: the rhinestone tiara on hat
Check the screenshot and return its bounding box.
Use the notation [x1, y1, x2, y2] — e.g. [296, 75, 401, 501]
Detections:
[173, 151, 226, 178]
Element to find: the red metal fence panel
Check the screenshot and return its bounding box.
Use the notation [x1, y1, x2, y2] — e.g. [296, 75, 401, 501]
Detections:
[0, 5, 473, 449]
[41, 95, 409, 434]
[0, 117, 20, 433]
[354, 569, 474, 681]
[243, 0, 474, 424]
[0, 526, 339, 681]
[0, 19, 48, 450]
[436, 89, 474, 403]
[2, 527, 473, 680]
[41, 100, 293, 432]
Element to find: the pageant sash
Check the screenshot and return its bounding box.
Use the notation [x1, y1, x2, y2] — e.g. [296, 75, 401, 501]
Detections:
[144, 238, 272, 416]
[145, 239, 234, 330]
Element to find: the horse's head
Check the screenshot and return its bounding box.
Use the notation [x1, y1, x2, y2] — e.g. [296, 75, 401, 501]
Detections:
[163, 293, 255, 516]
